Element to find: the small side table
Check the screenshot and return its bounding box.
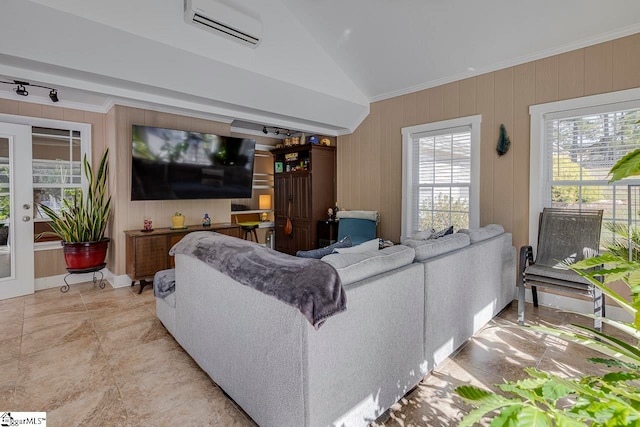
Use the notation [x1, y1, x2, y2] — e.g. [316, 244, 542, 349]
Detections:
[62, 263, 106, 293]
[318, 220, 339, 248]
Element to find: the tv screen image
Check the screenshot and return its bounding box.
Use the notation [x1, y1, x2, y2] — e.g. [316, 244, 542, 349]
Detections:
[131, 125, 256, 200]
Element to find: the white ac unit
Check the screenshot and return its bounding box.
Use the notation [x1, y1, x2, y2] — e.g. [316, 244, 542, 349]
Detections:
[184, 0, 262, 47]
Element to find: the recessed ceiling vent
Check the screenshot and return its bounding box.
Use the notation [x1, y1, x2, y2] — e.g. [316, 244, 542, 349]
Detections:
[184, 0, 262, 47]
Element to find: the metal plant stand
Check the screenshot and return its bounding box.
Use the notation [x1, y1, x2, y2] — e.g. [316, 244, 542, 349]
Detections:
[61, 263, 106, 293]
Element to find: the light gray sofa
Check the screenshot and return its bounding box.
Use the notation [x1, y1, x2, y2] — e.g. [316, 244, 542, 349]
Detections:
[161, 245, 424, 427]
[156, 225, 515, 427]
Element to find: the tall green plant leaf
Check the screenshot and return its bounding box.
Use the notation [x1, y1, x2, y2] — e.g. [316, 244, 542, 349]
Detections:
[36, 149, 110, 243]
[608, 148, 640, 183]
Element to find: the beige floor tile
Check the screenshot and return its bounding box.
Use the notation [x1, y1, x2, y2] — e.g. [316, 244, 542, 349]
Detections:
[91, 305, 155, 333]
[0, 336, 20, 364]
[0, 360, 18, 409]
[0, 320, 23, 341]
[22, 310, 91, 335]
[15, 336, 112, 411]
[106, 336, 183, 382]
[96, 317, 171, 355]
[139, 382, 256, 427]
[21, 317, 96, 355]
[23, 293, 86, 319]
[45, 386, 128, 427]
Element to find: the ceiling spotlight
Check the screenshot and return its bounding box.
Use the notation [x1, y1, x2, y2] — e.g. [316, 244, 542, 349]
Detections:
[15, 85, 28, 97]
[286, 130, 291, 137]
[274, 128, 280, 135]
[262, 126, 268, 134]
[49, 89, 59, 103]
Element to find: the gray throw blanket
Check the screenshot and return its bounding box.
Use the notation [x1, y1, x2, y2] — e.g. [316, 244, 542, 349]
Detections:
[170, 232, 346, 329]
[153, 268, 175, 299]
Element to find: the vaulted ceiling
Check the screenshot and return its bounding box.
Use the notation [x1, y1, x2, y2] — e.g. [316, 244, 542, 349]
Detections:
[1, 0, 639, 135]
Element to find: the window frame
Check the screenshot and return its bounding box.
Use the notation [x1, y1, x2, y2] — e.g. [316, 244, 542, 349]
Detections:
[401, 115, 481, 241]
[529, 87, 640, 254]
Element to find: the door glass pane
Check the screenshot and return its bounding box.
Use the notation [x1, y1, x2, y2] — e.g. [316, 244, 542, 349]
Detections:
[0, 138, 11, 279]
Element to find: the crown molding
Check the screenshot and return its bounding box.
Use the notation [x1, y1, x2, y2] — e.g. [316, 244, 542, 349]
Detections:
[370, 24, 640, 103]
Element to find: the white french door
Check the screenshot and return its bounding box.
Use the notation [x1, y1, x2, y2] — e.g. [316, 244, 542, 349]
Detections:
[0, 122, 34, 299]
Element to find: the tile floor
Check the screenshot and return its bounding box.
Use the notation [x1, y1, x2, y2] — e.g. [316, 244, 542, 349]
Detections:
[0, 282, 617, 427]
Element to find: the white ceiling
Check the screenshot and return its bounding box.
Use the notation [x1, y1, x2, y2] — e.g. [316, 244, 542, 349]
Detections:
[1, 0, 639, 135]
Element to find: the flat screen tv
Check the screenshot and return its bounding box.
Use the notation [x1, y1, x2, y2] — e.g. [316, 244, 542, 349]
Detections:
[131, 125, 256, 200]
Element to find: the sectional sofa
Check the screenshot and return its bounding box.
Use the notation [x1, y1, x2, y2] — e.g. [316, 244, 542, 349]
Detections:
[155, 225, 516, 427]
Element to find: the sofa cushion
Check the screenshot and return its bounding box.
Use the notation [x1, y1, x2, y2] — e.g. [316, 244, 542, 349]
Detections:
[407, 233, 471, 261]
[296, 236, 352, 258]
[457, 224, 504, 243]
[333, 238, 380, 254]
[322, 245, 415, 285]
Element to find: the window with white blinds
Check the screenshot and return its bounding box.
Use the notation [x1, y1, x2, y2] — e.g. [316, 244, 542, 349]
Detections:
[542, 102, 640, 247]
[402, 116, 481, 240]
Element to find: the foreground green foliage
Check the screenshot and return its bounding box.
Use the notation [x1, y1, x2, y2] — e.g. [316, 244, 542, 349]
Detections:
[37, 149, 111, 242]
[456, 253, 640, 426]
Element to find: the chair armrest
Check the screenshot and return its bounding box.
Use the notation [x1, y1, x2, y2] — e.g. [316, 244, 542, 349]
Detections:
[518, 246, 534, 288]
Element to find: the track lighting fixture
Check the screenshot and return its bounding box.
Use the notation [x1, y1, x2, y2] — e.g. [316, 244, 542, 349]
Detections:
[261, 125, 293, 137]
[0, 79, 60, 102]
[15, 85, 28, 97]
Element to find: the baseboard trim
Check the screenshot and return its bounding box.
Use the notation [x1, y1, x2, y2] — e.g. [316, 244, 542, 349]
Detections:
[523, 288, 633, 323]
[110, 274, 133, 288]
[35, 270, 136, 291]
[35, 268, 114, 291]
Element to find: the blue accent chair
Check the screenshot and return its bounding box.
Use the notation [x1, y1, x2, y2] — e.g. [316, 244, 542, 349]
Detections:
[336, 211, 378, 246]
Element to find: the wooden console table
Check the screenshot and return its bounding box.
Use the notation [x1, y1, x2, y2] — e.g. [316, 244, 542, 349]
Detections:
[124, 223, 240, 293]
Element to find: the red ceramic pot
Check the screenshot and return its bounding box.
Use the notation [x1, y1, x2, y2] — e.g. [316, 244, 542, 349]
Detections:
[62, 238, 110, 270]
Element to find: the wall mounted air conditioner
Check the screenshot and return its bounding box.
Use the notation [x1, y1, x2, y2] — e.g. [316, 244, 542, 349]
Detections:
[184, 0, 262, 47]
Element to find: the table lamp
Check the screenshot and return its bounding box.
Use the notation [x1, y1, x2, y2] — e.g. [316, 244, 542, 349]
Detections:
[259, 194, 271, 221]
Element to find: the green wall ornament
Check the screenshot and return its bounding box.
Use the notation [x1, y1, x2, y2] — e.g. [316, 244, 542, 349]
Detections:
[496, 124, 511, 157]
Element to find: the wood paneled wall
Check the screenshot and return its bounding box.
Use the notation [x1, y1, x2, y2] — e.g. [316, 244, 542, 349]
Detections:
[110, 106, 231, 275]
[337, 32, 640, 250]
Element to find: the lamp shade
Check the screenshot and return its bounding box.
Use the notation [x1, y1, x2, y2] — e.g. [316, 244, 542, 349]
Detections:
[259, 194, 272, 210]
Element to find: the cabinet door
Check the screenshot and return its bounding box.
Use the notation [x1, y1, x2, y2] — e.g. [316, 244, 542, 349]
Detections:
[293, 222, 312, 252]
[292, 174, 310, 221]
[275, 218, 294, 254]
[167, 232, 188, 268]
[274, 174, 290, 220]
[134, 235, 168, 278]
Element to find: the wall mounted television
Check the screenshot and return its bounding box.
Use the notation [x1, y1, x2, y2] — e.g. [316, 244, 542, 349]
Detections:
[131, 125, 256, 200]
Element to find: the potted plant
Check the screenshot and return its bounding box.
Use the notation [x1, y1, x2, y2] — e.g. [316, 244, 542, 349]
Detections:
[38, 149, 111, 270]
[172, 212, 186, 229]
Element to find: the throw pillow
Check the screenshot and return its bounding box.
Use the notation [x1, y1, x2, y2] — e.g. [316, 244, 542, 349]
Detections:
[296, 235, 352, 259]
[333, 238, 380, 254]
[429, 225, 453, 240]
